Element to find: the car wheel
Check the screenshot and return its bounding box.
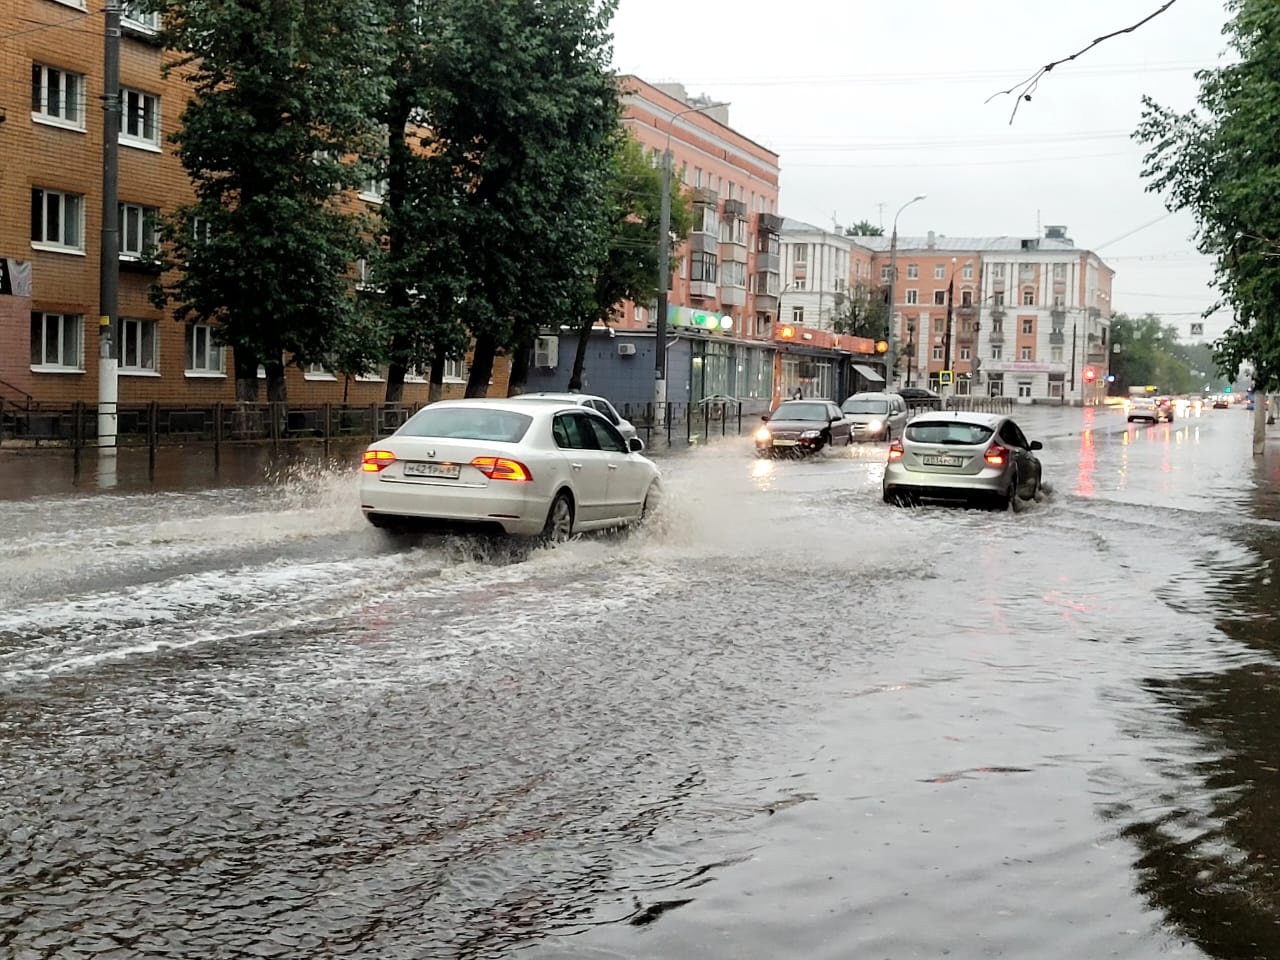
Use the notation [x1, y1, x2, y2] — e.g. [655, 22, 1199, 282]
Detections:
[366, 513, 399, 531]
[541, 491, 575, 543]
[640, 482, 661, 522]
[1001, 472, 1018, 511]
[884, 427, 892, 444]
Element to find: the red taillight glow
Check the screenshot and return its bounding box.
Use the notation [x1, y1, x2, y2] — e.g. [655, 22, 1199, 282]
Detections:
[887, 440, 904, 462]
[985, 444, 1008, 466]
[362, 449, 396, 472]
[471, 456, 533, 482]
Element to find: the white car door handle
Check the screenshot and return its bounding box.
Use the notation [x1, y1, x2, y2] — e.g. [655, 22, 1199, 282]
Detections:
[607, 464, 618, 471]
[571, 463, 583, 470]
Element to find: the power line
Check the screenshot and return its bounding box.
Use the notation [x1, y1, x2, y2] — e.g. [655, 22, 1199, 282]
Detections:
[1094, 212, 1175, 251]
[775, 130, 1133, 152]
[785, 150, 1132, 170]
[0, 9, 102, 43]
[674, 61, 1211, 89]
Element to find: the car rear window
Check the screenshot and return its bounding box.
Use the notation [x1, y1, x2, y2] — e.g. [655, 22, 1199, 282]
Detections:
[398, 407, 533, 443]
[905, 421, 995, 445]
[843, 399, 889, 414]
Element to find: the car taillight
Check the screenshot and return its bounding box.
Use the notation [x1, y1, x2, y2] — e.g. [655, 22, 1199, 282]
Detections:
[985, 443, 1008, 466]
[362, 449, 396, 472]
[887, 440, 904, 461]
[471, 456, 533, 482]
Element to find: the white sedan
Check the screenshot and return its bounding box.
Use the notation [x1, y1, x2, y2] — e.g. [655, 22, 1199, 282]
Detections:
[359, 399, 661, 539]
[508, 392, 643, 448]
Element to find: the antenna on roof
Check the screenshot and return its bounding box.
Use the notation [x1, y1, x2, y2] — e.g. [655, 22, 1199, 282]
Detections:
[876, 202, 886, 231]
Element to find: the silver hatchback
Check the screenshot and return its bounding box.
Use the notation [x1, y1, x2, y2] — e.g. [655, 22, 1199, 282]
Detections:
[882, 412, 1043, 509]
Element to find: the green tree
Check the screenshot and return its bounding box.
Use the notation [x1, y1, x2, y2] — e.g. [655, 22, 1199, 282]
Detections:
[149, 0, 389, 402]
[844, 220, 884, 237]
[562, 138, 693, 392]
[833, 281, 889, 339]
[1134, 0, 1280, 392]
[1109, 313, 1196, 393]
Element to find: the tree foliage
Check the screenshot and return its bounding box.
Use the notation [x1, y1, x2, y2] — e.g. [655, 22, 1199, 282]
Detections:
[1134, 0, 1280, 390]
[1108, 312, 1225, 394]
[844, 220, 884, 238]
[565, 138, 694, 391]
[149, 0, 389, 401]
[833, 281, 890, 339]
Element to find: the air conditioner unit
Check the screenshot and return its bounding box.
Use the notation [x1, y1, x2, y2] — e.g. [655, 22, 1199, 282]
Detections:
[617, 342, 636, 357]
[534, 336, 558, 368]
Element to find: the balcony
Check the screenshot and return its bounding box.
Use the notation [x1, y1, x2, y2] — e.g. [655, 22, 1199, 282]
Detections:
[989, 306, 1006, 321]
[690, 280, 717, 299]
[958, 304, 976, 318]
[757, 250, 780, 273]
[690, 232, 717, 253]
[758, 212, 783, 235]
[988, 329, 1004, 343]
[1049, 331, 1065, 345]
[723, 198, 747, 219]
[692, 187, 718, 206]
[720, 284, 746, 307]
[719, 240, 748, 264]
[1050, 308, 1066, 323]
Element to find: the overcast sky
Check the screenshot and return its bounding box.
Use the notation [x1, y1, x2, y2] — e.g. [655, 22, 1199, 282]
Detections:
[611, 0, 1231, 341]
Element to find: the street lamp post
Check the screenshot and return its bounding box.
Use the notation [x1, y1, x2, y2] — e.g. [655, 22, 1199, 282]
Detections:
[884, 194, 926, 390]
[941, 256, 972, 397]
[655, 100, 729, 425]
[905, 320, 916, 388]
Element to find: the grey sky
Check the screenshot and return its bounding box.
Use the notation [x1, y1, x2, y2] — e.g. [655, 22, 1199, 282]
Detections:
[611, 0, 1231, 341]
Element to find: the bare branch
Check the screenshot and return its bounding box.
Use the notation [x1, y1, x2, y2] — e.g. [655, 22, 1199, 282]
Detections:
[986, 0, 1182, 124]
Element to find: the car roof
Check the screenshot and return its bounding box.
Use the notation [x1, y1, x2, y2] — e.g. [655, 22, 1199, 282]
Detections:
[415, 398, 583, 418]
[843, 392, 896, 400]
[907, 410, 1006, 429]
[510, 392, 604, 403]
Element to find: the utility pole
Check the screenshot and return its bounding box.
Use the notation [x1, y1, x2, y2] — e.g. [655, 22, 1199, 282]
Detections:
[1069, 322, 1078, 394]
[905, 321, 915, 388]
[97, 0, 122, 454]
[884, 195, 925, 390]
[943, 270, 954, 392]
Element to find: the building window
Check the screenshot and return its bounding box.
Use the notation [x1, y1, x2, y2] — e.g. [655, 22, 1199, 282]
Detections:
[122, 1, 160, 31]
[960, 290, 973, 307]
[1019, 263, 1035, 282]
[1022, 287, 1035, 306]
[992, 291, 1005, 306]
[992, 263, 1005, 279]
[192, 217, 212, 242]
[793, 244, 808, 264]
[905, 289, 918, 305]
[722, 260, 746, 289]
[934, 264, 946, 280]
[1049, 379, 1064, 398]
[121, 318, 158, 372]
[1018, 380, 1033, 398]
[792, 306, 804, 325]
[991, 344, 1003, 360]
[1020, 346, 1033, 361]
[691, 251, 718, 283]
[693, 205, 718, 235]
[31, 188, 84, 251]
[880, 265, 891, 282]
[185, 323, 224, 375]
[31, 64, 85, 129]
[30, 312, 83, 370]
[932, 345, 944, 361]
[959, 346, 971, 361]
[933, 290, 946, 306]
[1053, 294, 1065, 308]
[120, 88, 160, 148]
[358, 172, 387, 202]
[120, 203, 158, 259]
[988, 374, 1004, 397]
[793, 276, 806, 291]
[962, 263, 974, 280]
[444, 358, 467, 382]
[1051, 346, 1064, 363]
[1053, 263, 1067, 280]
[906, 264, 918, 279]
[1022, 318, 1034, 335]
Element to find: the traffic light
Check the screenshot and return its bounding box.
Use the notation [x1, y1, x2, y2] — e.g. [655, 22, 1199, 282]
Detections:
[1082, 366, 1097, 382]
[874, 339, 889, 354]
[1225, 386, 1232, 393]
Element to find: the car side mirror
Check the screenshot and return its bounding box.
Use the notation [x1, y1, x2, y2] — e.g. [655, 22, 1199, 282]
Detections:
[761, 415, 770, 423]
[628, 436, 644, 453]
[1030, 440, 1043, 451]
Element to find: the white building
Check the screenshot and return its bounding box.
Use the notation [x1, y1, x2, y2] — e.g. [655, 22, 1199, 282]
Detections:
[778, 218, 854, 332]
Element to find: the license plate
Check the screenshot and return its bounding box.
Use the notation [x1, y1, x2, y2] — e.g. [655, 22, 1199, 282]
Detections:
[403, 461, 461, 479]
[772, 439, 798, 447]
[922, 455, 963, 467]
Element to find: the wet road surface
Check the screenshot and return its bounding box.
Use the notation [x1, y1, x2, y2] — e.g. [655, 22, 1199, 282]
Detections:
[3, 404, 1280, 958]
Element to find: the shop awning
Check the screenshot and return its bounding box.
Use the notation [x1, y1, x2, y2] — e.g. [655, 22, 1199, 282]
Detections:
[852, 363, 885, 383]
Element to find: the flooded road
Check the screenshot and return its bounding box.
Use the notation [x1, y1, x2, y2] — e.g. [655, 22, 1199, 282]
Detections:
[2, 404, 1279, 958]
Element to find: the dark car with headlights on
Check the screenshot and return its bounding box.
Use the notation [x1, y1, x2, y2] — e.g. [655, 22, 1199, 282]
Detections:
[882, 411, 1043, 510]
[755, 400, 854, 457]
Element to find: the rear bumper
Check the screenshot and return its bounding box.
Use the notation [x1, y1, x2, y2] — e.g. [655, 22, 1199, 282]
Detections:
[883, 462, 1010, 498]
[359, 475, 548, 536]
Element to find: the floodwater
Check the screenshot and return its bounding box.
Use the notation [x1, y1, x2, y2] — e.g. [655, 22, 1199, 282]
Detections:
[2, 404, 1279, 958]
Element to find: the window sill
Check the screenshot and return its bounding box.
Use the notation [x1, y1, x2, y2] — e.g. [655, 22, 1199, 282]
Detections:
[31, 113, 86, 134]
[31, 365, 84, 374]
[354, 375, 384, 382]
[304, 373, 338, 381]
[120, 369, 161, 377]
[31, 242, 86, 257]
[119, 137, 162, 154]
[46, 0, 85, 9]
[357, 192, 384, 204]
[185, 370, 227, 379]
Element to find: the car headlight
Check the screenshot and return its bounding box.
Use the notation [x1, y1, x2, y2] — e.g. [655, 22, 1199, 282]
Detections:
[754, 427, 771, 442]
[800, 429, 820, 439]
[866, 419, 883, 432]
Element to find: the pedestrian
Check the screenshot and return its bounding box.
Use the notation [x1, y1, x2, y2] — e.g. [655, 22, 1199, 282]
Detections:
[791, 387, 802, 400]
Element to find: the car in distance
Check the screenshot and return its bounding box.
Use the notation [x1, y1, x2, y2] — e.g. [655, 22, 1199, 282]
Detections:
[1127, 397, 1172, 423]
[755, 400, 855, 457]
[508, 392, 644, 448]
[882, 412, 1043, 510]
[896, 387, 943, 411]
[1212, 395, 1231, 409]
[360, 399, 660, 539]
[841, 392, 910, 442]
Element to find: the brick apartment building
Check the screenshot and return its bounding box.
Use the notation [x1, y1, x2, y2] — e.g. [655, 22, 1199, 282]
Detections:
[0, 1, 490, 410]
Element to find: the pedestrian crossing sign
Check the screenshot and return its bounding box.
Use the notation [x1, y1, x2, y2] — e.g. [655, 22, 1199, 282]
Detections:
[939, 370, 953, 386]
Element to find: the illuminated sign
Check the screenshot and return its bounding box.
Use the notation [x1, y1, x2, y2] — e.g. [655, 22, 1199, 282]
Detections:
[874, 340, 889, 354]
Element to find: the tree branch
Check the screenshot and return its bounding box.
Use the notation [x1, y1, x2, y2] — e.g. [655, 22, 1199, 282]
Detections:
[986, 0, 1182, 124]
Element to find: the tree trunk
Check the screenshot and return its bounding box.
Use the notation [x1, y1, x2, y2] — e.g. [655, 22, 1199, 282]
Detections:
[385, 335, 409, 403]
[465, 332, 497, 398]
[428, 353, 445, 404]
[382, 77, 416, 406]
[507, 337, 532, 396]
[568, 321, 592, 391]
[1255, 387, 1268, 456]
[264, 358, 287, 402]
[233, 347, 259, 402]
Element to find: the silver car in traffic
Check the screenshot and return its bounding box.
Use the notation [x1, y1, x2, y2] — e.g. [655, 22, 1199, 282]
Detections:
[841, 392, 910, 442]
[882, 412, 1043, 509]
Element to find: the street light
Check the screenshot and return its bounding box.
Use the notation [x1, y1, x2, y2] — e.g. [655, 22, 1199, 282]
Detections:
[942, 256, 973, 395]
[885, 194, 926, 390]
[655, 100, 729, 423]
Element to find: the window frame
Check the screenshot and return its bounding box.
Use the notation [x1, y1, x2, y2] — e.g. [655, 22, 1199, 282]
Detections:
[120, 317, 159, 374]
[31, 63, 85, 130]
[185, 322, 225, 377]
[30, 311, 84, 372]
[119, 86, 161, 150]
[31, 187, 85, 253]
[119, 202, 159, 260]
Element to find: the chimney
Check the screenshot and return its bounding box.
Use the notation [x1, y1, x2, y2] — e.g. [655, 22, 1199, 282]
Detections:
[927, 230, 936, 249]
